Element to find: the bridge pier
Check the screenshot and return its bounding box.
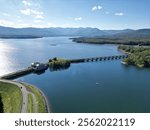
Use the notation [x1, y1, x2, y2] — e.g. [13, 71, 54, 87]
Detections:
[69, 54, 128, 64]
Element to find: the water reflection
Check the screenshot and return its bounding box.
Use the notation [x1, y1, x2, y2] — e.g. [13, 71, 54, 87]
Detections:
[48, 63, 71, 71]
[48, 57, 71, 72]
[0, 40, 18, 75]
[34, 70, 46, 75]
[1, 37, 150, 112]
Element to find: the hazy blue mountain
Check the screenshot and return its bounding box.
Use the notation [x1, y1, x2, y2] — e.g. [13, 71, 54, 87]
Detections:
[0, 26, 106, 38]
[102, 29, 134, 35]
[0, 26, 150, 38]
[112, 29, 150, 38]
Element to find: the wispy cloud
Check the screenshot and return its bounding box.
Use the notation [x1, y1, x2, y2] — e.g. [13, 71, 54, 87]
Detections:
[92, 5, 102, 11]
[21, 0, 44, 19]
[31, 10, 43, 15]
[2, 13, 10, 16]
[34, 19, 42, 23]
[74, 17, 82, 21]
[18, 19, 23, 22]
[0, 19, 15, 27]
[34, 15, 44, 19]
[115, 12, 124, 16]
[22, 0, 31, 6]
[47, 22, 57, 27]
[20, 8, 44, 19]
[20, 8, 31, 15]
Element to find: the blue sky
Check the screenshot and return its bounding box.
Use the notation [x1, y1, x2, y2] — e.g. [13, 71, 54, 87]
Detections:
[0, 0, 149, 29]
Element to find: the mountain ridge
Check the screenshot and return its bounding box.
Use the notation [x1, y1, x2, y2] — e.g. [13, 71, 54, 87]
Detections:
[0, 26, 150, 38]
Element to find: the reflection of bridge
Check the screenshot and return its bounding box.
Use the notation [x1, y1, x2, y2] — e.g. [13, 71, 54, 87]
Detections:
[69, 55, 128, 63]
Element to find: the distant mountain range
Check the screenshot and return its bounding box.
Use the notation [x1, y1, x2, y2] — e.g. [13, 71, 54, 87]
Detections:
[0, 26, 150, 38]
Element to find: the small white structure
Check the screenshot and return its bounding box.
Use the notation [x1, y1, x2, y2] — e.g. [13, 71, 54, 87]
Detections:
[31, 62, 48, 72]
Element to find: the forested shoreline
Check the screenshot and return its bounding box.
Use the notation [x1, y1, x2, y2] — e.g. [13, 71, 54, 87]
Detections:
[118, 45, 150, 67]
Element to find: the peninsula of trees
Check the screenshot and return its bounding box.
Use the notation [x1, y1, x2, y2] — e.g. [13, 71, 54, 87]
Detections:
[118, 45, 150, 67]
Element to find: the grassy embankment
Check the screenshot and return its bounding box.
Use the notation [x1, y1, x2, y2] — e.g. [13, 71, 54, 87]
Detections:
[27, 93, 34, 113]
[23, 84, 46, 113]
[118, 45, 150, 67]
[0, 82, 22, 113]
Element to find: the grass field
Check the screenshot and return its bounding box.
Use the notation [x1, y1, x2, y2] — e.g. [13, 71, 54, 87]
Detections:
[27, 85, 45, 112]
[24, 84, 45, 113]
[27, 93, 34, 113]
[0, 82, 22, 113]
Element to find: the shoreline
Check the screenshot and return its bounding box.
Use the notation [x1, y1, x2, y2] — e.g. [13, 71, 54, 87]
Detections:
[121, 61, 128, 65]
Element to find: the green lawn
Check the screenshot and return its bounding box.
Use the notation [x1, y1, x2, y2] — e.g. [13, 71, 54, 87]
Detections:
[23, 84, 45, 113]
[0, 82, 22, 113]
[27, 93, 34, 113]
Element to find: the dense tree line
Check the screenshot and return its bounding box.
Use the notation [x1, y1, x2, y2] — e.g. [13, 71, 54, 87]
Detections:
[118, 45, 150, 67]
[72, 37, 150, 46]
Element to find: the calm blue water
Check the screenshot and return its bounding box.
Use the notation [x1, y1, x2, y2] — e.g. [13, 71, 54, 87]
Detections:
[0, 37, 150, 112]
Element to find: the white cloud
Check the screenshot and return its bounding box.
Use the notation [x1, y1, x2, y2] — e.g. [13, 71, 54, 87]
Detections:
[0, 19, 15, 27]
[31, 10, 43, 15]
[115, 12, 124, 16]
[60, 24, 72, 28]
[92, 6, 97, 11]
[47, 22, 57, 27]
[22, 0, 31, 6]
[2, 13, 10, 16]
[75, 17, 82, 21]
[97, 6, 102, 10]
[34, 15, 44, 19]
[21, 0, 44, 19]
[18, 19, 23, 22]
[34, 20, 42, 23]
[20, 8, 44, 19]
[92, 5, 102, 11]
[0, 19, 27, 28]
[0, 19, 55, 28]
[20, 8, 31, 15]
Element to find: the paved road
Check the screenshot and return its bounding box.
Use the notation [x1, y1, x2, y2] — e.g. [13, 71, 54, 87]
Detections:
[21, 82, 50, 113]
[0, 79, 50, 113]
[0, 79, 28, 113]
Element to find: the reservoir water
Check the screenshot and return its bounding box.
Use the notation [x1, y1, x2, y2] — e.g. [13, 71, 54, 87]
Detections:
[0, 37, 150, 112]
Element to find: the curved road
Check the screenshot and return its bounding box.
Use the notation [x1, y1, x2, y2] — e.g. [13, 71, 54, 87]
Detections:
[0, 79, 50, 113]
[0, 79, 28, 112]
[20, 81, 50, 113]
